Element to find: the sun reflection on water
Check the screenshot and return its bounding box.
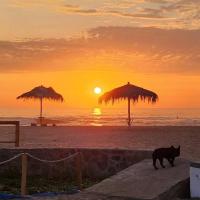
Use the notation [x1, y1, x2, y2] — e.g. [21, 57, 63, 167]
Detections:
[91, 107, 102, 126]
[93, 107, 102, 116]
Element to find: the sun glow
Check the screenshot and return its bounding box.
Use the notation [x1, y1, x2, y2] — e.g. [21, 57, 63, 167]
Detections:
[93, 107, 102, 115]
[94, 87, 102, 94]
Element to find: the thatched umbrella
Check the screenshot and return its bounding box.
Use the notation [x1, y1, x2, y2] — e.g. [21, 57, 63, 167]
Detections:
[98, 82, 158, 126]
[17, 85, 64, 125]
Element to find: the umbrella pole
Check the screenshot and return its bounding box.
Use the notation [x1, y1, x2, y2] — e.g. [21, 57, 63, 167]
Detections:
[128, 97, 131, 126]
[40, 98, 43, 126]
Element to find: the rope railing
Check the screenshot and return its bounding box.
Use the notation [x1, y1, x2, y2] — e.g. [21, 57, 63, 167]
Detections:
[26, 152, 79, 163]
[0, 153, 24, 166]
[0, 152, 83, 195]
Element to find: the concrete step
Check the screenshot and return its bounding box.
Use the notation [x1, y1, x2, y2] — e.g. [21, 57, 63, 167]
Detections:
[86, 158, 190, 200]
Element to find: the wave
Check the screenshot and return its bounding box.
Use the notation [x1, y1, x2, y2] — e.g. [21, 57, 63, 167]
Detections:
[0, 115, 200, 126]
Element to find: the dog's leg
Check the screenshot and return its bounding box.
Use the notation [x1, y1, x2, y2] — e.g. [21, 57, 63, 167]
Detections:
[170, 157, 175, 167]
[153, 155, 158, 170]
[159, 158, 165, 168]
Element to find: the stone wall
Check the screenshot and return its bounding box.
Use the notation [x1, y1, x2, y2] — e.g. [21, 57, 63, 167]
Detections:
[0, 148, 152, 179]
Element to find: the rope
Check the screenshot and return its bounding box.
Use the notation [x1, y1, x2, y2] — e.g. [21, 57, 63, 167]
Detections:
[26, 152, 80, 163]
[0, 152, 80, 166]
[0, 153, 24, 166]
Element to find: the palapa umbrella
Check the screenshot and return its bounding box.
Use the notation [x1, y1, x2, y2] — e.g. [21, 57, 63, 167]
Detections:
[17, 85, 64, 125]
[98, 82, 158, 126]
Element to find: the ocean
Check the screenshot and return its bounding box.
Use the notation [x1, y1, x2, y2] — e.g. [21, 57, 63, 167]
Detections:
[0, 108, 199, 126]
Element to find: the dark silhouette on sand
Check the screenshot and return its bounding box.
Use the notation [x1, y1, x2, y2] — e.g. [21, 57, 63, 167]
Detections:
[98, 82, 158, 126]
[17, 85, 64, 126]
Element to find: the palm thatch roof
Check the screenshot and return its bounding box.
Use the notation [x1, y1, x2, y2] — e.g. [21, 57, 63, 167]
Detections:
[99, 82, 158, 104]
[17, 85, 64, 102]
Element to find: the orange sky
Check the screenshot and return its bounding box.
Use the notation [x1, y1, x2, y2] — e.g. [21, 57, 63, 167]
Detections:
[1, 71, 199, 113]
[0, 0, 200, 116]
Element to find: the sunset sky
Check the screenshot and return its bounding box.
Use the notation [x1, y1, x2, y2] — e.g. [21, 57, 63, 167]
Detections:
[0, 0, 200, 116]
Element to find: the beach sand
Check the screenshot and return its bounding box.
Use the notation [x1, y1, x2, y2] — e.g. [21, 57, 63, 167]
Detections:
[0, 126, 199, 161]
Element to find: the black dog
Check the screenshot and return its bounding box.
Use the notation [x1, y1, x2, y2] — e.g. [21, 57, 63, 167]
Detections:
[152, 145, 180, 170]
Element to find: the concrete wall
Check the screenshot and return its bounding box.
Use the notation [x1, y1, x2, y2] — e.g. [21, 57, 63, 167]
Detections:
[0, 148, 152, 179]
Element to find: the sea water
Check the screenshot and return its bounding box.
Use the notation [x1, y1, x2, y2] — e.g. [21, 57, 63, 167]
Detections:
[0, 108, 199, 126]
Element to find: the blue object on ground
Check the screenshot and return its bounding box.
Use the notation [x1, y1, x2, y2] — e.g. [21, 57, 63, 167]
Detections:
[0, 189, 79, 199]
[0, 193, 28, 199]
[32, 189, 79, 197]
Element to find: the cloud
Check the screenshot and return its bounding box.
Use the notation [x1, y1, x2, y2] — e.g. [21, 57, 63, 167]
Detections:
[106, 9, 166, 19]
[60, 2, 169, 19]
[0, 39, 83, 72]
[60, 7, 166, 19]
[61, 5, 98, 15]
[1, 26, 200, 74]
[8, 0, 200, 29]
[87, 26, 200, 73]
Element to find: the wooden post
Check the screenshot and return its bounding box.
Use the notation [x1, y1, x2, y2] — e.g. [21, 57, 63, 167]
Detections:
[21, 153, 28, 196]
[0, 121, 20, 147]
[15, 121, 20, 147]
[76, 152, 82, 190]
[128, 97, 131, 126]
[40, 98, 43, 126]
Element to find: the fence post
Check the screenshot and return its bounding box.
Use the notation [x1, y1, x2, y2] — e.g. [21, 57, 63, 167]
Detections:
[21, 153, 28, 195]
[76, 152, 82, 190]
[15, 122, 20, 147]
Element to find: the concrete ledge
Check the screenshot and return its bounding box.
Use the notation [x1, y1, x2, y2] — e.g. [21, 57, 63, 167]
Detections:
[86, 158, 190, 200]
[0, 148, 152, 179]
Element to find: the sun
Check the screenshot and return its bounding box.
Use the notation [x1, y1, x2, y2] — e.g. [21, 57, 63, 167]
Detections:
[94, 87, 102, 94]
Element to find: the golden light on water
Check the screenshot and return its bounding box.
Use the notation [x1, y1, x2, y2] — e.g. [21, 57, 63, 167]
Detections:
[93, 107, 102, 116]
[94, 87, 102, 94]
[91, 107, 102, 126]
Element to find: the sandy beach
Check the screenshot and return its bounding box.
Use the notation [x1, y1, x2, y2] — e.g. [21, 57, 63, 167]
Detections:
[0, 126, 199, 161]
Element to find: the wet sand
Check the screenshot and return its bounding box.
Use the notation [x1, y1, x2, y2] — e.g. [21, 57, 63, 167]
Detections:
[0, 126, 200, 161]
